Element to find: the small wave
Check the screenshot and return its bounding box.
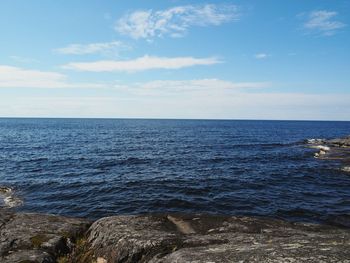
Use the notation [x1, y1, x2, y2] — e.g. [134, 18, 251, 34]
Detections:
[202, 157, 230, 164]
[95, 157, 150, 169]
[233, 142, 299, 148]
[0, 186, 23, 208]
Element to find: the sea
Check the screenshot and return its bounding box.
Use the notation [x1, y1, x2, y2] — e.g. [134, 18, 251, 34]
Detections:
[1, 118, 350, 226]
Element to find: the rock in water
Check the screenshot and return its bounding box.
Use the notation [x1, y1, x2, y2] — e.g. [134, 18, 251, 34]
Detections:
[308, 136, 350, 169]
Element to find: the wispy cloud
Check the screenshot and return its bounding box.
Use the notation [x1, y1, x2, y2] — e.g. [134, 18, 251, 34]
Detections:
[254, 53, 269, 59]
[129, 79, 268, 92]
[54, 41, 129, 55]
[62, 55, 221, 72]
[0, 65, 104, 89]
[112, 79, 269, 96]
[115, 4, 239, 40]
[302, 10, 346, 36]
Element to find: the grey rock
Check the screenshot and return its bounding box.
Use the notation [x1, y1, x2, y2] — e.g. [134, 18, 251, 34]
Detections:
[0, 208, 90, 263]
[86, 215, 182, 262]
[1, 249, 54, 263]
[327, 136, 350, 147]
[0, 208, 12, 229]
[76, 214, 350, 263]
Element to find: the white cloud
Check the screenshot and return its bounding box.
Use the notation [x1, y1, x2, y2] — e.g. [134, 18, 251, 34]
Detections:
[255, 53, 269, 59]
[303, 10, 346, 36]
[54, 41, 129, 55]
[62, 55, 221, 72]
[0, 65, 104, 89]
[115, 4, 239, 40]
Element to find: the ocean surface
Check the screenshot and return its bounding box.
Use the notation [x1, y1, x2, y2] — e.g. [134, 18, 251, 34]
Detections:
[1, 118, 350, 226]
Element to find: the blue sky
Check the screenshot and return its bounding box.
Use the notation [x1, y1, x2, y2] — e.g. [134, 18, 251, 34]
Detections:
[0, 0, 349, 120]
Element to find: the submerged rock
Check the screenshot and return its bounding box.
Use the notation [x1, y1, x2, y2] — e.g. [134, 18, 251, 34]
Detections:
[69, 214, 350, 263]
[0, 208, 90, 263]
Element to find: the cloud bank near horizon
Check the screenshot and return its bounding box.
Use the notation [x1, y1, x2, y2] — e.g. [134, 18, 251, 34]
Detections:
[2, 92, 349, 121]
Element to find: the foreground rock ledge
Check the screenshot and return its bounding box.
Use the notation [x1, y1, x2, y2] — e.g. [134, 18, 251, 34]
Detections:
[0, 208, 90, 263]
[67, 214, 350, 263]
[2, 211, 348, 263]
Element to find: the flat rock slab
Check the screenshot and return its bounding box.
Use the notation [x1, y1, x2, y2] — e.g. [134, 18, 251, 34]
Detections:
[73, 214, 350, 263]
[0, 208, 90, 263]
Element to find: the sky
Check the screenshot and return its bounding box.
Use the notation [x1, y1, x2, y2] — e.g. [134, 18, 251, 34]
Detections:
[0, 0, 349, 120]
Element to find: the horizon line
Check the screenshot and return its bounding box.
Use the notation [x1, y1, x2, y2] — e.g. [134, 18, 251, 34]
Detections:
[0, 116, 349, 122]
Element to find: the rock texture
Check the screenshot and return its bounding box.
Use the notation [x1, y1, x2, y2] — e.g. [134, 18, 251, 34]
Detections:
[2, 210, 350, 262]
[0, 208, 90, 263]
[69, 214, 350, 263]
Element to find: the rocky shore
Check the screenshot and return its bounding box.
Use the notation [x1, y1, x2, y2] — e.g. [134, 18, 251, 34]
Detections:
[1, 209, 350, 263]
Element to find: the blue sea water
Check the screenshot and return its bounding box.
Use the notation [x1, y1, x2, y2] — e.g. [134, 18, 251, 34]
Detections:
[1, 118, 350, 225]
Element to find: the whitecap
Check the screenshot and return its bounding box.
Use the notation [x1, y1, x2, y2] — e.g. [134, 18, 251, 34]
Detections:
[318, 145, 330, 151]
[341, 166, 350, 173]
[310, 145, 330, 151]
[0, 186, 23, 208]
